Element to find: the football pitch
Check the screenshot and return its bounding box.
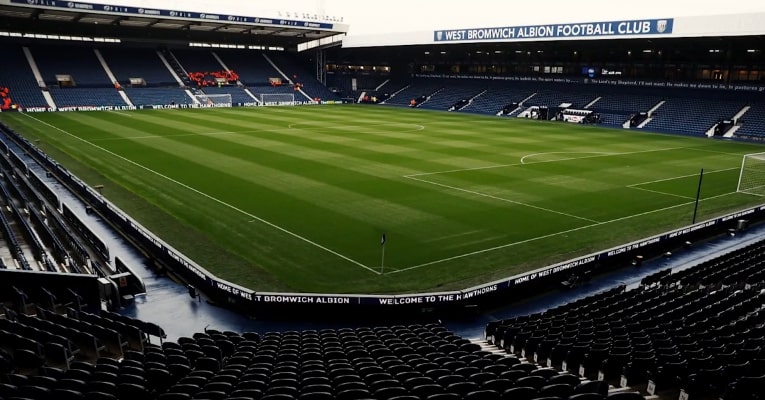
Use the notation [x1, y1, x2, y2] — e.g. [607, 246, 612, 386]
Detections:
[2, 105, 764, 294]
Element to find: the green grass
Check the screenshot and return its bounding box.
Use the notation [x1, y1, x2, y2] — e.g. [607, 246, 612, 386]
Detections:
[1, 105, 764, 294]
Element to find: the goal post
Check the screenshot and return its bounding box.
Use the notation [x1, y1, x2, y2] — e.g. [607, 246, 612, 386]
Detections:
[259, 93, 296, 106]
[194, 93, 232, 106]
[736, 152, 765, 196]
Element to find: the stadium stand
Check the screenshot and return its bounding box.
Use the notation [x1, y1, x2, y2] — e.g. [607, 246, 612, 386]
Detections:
[588, 90, 664, 127]
[99, 48, 179, 87]
[46, 87, 127, 108]
[32, 45, 113, 87]
[524, 87, 599, 110]
[28, 45, 129, 108]
[460, 83, 535, 115]
[735, 103, 765, 138]
[3, 291, 633, 400]
[7, 8, 765, 400]
[643, 95, 747, 135]
[383, 79, 446, 106]
[591, 92, 663, 116]
[485, 239, 765, 400]
[124, 88, 194, 107]
[170, 49, 224, 76]
[265, 52, 339, 100]
[4, 25, 765, 400]
[214, 50, 282, 86]
[326, 73, 390, 98]
[5, 245, 762, 400]
[0, 46, 49, 108]
[418, 82, 486, 111]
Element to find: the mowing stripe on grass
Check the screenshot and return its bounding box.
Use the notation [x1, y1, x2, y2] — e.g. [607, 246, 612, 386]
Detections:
[627, 167, 738, 187]
[405, 175, 601, 224]
[386, 191, 739, 274]
[520, 152, 615, 164]
[288, 122, 426, 133]
[626, 185, 695, 200]
[89, 129, 253, 141]
[406, 146, 688, 177]
[19, 112, 382, 275]
[7, 106, 763, 293]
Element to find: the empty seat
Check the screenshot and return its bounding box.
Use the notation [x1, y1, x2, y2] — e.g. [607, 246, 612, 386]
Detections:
[298, 392, 334, 400]
[116, 382, 148, 400]
[606, 392, 645, 400]
[501, 386, 538, 400]
[573, 380, 608, 396]
[515, 376, 547, 390]
[85, 392, 118, 400]
[547, 373, 580, 387]
[0, 383, 18, 398]
[539, 383, 574, 398]
[425, 393, 461, 400]
[336, 388, 372, 400]
[53, 388, 85, 400]
[568, 394, 605, 400]
[157, 393, 192, 400]
[88, 381, 116, 395]
[481, 378, 513, 392]
[19, 385, 51, 400]
[191, 390, 227, 400]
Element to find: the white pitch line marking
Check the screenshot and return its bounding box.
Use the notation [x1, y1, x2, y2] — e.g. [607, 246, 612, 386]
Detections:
[89, 130, 256, 141]
[386, 191, 741, 275]
[20, 113, 381, 275]
[626, 185, 695, 200]
[288, 121, 426, 132]
[406, 147, 688, 177]
[520, 151, 614, 164]
[687, 147, 750, 156]
[108, 111, 134, 117]
[405, 175, 601, 224]
[627, 167, 738, 187]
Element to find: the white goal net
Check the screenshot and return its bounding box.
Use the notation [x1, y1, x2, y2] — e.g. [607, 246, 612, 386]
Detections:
[195, 94, 232, 106]
[737, 152, 765, 196]
[259, 93, 295, 106]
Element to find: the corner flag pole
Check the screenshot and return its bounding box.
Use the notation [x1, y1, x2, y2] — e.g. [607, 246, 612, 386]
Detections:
[692, 168, 704, 224]
[380, 233, 386, 274]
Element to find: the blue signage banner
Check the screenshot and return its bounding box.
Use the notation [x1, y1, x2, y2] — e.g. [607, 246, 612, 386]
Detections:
[11, 0, 334, 30]
[434, 18, 674, 42]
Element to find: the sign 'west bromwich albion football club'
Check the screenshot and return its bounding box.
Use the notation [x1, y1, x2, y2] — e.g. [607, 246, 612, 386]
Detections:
[434, 18, 674, 42]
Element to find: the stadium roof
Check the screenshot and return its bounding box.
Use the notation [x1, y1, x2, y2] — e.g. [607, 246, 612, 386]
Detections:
[0, 0, 348, 48]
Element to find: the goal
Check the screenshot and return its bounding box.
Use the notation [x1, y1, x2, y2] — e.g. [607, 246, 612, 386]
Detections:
[736, 152, 765, 196]
[259, 93, 295, 106]
[195, 94, 232, 106]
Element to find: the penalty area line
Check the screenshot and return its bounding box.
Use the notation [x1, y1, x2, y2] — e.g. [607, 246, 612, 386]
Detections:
[386, 191, 740, 275]
[625, 168, 739, 200]
[405, 175, 601, 224]
[406, 146, 688, 178]
[19, 112, 381, 275]
[627, 167, 738, 187]
[626, 186, 695, 200]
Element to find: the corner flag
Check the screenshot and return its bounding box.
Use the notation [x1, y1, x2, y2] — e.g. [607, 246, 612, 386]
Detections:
[381, 233, 386, 246]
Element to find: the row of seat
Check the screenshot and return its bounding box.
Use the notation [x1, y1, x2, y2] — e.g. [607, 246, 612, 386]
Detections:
[645, 97, 746, 134]
[485, 238, 765, 400]
[0, 319, 639, 400]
